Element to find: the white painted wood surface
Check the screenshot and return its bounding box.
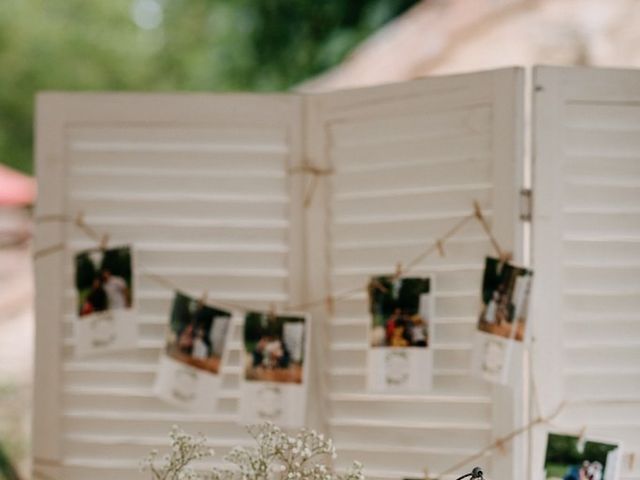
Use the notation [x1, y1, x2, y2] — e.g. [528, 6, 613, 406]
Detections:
[33, 93, 305, 480]
[305, 68, 525, 480]
[34, 66, 640, 480]
[33, 74, 527, 479]
[531, 66, 640, 480]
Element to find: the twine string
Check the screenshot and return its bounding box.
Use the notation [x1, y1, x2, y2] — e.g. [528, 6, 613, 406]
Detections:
[33, 202, 504, 315]
[473, 201, 508, 260]
[433, 401, 566, 480]
[288, 163, 334, 208]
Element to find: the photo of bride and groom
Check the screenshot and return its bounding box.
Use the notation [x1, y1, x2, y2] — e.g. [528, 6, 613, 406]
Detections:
[477, 256, 533, 342]
[244, 311, 306, 384]
[75, 245, 133, 318]
[165, 292, 231, 375]
[368, 276, 431, 349]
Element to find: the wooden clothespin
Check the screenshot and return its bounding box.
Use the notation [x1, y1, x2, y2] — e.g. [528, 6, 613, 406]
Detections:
[75, 211, 85, 227]
[370, 278, 389, 294]
[626, 452, 636, 470]
[496, 251, 512, 274]
[200, 291, 208, 306]
[436, 239, 445, 257]
[268, 303, 277, 321]
[574, 425, 588, 453]
[99, 233, 109, 250]
[325, 295, 335, 316]
[422, 467, 431, 480]
[473, 200, 483, 220]
[499, 251, 513, 264]
[394, 261, 403, 279]
[495, 437, 508, 455]
[578, 425, 587, 442]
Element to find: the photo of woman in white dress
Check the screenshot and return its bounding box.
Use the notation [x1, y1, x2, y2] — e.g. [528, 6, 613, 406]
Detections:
[477, 257, 533, 341]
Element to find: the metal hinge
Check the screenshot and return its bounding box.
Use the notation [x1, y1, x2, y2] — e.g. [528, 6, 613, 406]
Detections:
[520, 188, 532, 222]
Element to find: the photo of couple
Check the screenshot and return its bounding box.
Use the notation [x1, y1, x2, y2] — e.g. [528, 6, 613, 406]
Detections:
[165, 292, 231, 375]
[368, 276, 431, 348]
[75, 246, 133, 318]
[544, 433, 620, 480]
[477, 256, 533, 342]
[244, 311, 306, 384]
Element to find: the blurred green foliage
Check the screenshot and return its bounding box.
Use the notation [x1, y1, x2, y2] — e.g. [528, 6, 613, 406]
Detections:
[544, 433, 618, 470]
[0, 0, 418, 174]
[0, 382, 27, 480]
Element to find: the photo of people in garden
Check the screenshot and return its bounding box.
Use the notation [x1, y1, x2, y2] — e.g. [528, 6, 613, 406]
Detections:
[75, 246, 133, 318]
[244, 312, 306, 384]
[165, 292, 231, 375]
[544, 432, 620, 480]
[368, 276, 431, 348]
[477, 256, 533, 341]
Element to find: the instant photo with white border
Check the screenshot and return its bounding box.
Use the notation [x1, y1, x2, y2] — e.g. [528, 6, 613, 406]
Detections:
[367, 276, 434, 393]
[240, 311, 310, 428]
[542, 430, 622, 480]
[471, 257, 532, 385]
[153, 292, 235, 413]
[73, 245, 137, 357]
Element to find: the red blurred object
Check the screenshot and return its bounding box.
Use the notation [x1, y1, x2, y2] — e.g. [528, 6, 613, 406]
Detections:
[0, 165, 36, 206]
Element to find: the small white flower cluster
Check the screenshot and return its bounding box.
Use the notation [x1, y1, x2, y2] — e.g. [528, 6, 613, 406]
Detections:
[212, 423, 363, 480]
[141, 425, 215, 480]
[142, 422, 363, 480]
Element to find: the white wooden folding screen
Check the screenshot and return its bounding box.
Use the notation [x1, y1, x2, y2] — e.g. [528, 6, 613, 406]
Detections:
[531, 66, 640, 480]
[304, 68, 525, 480]
[34, 68, 525, 480]
[33, 93, 306, 480]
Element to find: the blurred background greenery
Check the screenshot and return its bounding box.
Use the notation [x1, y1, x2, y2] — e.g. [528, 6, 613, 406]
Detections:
[0, 0, 419, 175]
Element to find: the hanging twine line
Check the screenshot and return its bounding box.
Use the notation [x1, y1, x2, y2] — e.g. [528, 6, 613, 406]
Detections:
[430, 400, 567, 480]
[32, 201, 505, 316]
[424, 336, 620, 480]
[288, 162, 334, 208]
[473, 201, 511, 262]
[431, 341, 566, 480]
[31, 205, 607, 480]
[285, 206, 498, 313]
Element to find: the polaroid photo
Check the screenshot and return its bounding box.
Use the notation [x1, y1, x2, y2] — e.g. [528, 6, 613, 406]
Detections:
[367, 276, 433, 393]
[240, 311, 309, 428]
[471, 257, 532, 385]
[477, 256, 533, 342]
[74, 245, 137, 357]
[543, 431, 622, 480]
[153, 292, 233, 413]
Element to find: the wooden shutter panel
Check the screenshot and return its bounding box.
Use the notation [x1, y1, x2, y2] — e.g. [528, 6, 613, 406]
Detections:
[531, 66, 640, 480]
[33, 93, 305, 480]
[304, 68, 526, 480]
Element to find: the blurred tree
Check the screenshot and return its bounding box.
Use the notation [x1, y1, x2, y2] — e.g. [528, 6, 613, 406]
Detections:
[0, 0, 418, 174]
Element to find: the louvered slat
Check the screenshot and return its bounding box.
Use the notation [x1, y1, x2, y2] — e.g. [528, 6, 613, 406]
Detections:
[304, 69, 525, 480]
[33, 93, 304, 480]
[532, 66, 640, 480]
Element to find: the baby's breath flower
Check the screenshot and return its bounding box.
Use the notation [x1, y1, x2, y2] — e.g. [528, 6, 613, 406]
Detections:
[141, 427, 214, 480]
[143, 422, 363, 480]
